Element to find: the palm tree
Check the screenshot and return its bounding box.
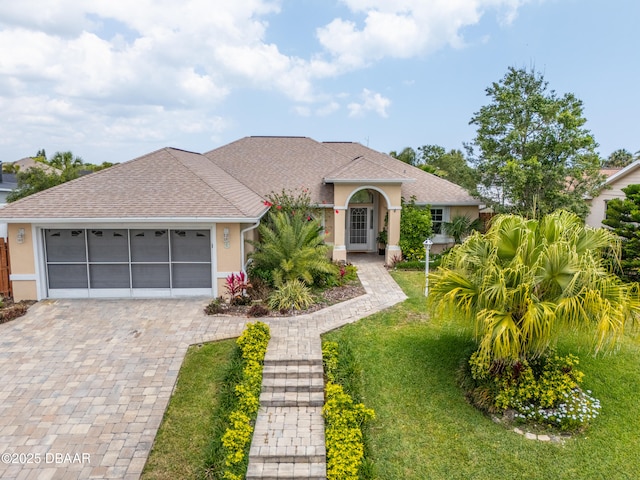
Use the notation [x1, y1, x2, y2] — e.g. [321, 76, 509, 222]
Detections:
[250, 212, 334, 286]
[443, 214, 483, 244]
[48, 151, 84, 171]
[429, 211, 639, 365]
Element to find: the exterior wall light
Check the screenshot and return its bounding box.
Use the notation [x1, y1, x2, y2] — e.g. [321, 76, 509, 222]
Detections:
[223, 228, 230, 249]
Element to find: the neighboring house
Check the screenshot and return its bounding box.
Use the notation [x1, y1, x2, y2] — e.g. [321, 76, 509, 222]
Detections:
[0, 136, 480, 301]
[0, 172, 18, 206]
[585, 161, 640, 228]
[11, 157, 61, 175]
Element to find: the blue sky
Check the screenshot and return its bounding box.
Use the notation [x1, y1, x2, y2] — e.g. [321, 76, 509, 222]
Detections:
[0, 0, 638, 165]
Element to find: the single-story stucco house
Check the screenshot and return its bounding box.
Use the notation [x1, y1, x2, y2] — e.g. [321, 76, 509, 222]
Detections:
[586, 160, 640, 228]
[0, 136, 479, 301]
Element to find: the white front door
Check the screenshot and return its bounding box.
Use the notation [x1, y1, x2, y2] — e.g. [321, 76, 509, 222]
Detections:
[347, 207, 374, 251]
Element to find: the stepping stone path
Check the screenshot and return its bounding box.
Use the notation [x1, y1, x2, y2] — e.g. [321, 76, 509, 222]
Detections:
[247, 254, 408, 479]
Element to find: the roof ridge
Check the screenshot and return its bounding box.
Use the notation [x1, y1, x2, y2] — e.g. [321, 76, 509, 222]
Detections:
[166, 148, 267, 218]
[165, 149, 248, 213]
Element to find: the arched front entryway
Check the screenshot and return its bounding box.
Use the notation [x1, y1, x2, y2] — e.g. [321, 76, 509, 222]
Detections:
[331, 184, 402, 264]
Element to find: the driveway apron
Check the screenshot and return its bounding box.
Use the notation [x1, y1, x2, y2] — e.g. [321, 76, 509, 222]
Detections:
[0, 254, 407, 479]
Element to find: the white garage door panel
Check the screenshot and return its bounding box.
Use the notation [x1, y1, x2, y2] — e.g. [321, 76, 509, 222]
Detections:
[44, 228, 213, 298]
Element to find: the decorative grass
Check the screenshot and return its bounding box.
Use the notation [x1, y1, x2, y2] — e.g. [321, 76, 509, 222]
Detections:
[323, 271, 640, 480]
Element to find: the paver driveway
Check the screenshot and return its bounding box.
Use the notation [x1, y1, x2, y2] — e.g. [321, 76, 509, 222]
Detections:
[0, 298, 249, 480]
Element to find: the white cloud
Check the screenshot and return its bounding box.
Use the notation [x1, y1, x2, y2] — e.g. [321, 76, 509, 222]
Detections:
[317, 0, 532, 70]
[0, 0, 533, 161]
[348, 89, 391, 118]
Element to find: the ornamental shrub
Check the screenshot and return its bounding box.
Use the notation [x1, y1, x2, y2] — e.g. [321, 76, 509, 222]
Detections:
[250, 211, 334, 287]
[467, 350, 600, 431]
[399, 197, 432, 261]
[221, 322, 270, 478]
[267, 279, 314, 311]
[322, 340, 375, 480]
[324, 383, 375, 480]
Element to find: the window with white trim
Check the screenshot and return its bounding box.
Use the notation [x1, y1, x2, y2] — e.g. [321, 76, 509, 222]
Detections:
[431, 208, 444, 234]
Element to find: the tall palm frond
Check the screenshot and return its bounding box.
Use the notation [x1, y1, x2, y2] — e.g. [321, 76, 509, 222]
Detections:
[250, 212, 334, 286]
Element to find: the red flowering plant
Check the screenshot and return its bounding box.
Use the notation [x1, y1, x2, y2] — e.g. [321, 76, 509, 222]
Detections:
[262, 187, 318, 228]
[225, 272, 252, 306]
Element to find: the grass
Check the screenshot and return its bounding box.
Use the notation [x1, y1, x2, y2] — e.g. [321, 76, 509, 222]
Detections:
[322, 271, 640, 480]
[141, 339, 237, 480]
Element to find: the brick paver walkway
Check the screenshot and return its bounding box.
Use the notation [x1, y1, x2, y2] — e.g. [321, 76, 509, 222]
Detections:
[0, 253, 406, 479]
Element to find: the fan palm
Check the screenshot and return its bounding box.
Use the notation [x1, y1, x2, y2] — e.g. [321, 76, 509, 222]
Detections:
[443, 214, 483, 244]
[250, 212, 334, 286]
[429, 210, 639, 365]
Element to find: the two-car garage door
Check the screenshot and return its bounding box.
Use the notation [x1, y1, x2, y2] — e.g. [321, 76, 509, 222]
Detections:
[43, 228, 212, 298]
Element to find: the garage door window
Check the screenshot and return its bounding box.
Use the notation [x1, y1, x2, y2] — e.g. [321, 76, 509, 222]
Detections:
[44, 228, 212, 294]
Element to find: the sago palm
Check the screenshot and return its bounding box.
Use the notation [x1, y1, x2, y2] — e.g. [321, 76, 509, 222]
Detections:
[250, 211, 334, 286]
[429, 210, 639, 364]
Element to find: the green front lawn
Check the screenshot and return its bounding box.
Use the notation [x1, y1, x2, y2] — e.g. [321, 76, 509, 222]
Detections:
[141, 339, 237, 480]
[323, 271, 640, 480]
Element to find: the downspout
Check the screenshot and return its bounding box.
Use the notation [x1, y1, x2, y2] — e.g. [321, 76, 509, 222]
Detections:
[240, 220, 261, 275]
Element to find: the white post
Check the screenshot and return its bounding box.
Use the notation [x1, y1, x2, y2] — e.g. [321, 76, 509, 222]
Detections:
[423, 238, 433, 297]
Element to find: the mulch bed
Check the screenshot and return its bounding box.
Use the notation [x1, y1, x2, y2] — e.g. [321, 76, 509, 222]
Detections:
[208, 281, 366, 318]
[0, 299, 36, 325]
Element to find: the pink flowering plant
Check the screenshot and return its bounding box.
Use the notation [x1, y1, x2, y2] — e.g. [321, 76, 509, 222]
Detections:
[225, 272, 251, 306]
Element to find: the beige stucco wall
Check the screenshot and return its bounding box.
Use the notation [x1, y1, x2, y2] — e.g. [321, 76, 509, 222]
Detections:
[216, 223, 242, 273]
[450, 205, 480, 219]
[585, 169, 640, 228]
[322, 208, 335, 245]
[7, 223, 38, 301]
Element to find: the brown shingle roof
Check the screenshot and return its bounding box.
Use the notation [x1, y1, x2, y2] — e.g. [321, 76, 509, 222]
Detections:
[206, 137, 479, 206]
[0, 137, 479, 222]
[323, 142, 479, 205]
[0, 148, 267, 221]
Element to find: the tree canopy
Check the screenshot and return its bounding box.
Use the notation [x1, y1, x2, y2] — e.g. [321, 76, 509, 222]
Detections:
[469, 67, 604, 219]
[390, 145, 478, 192]
[602, 148, 634, 168]
[6, 149, 113, 201]
[602, 184, 640, 282]
[7, 167, 79, 202]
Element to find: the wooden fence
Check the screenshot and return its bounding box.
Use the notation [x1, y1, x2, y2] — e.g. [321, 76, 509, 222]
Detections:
[0, 238, 11, 298]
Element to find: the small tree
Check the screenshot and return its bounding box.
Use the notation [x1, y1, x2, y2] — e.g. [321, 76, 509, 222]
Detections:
[429, 210, 638, 366]
[469, 67, 603, 218]
[399, 197, 432, 261]
[603, 184, 640, 281]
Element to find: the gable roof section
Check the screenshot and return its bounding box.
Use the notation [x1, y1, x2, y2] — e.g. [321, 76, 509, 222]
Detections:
[0, 148, 268, 222]
[323, 142, 480, 205]
[602, 160, 640, 186]
[324, 155, 414, 184]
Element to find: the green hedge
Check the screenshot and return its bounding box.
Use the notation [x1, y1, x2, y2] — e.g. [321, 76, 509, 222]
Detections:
[220, 322, 270, 479]
[322, 341, 375, 480]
